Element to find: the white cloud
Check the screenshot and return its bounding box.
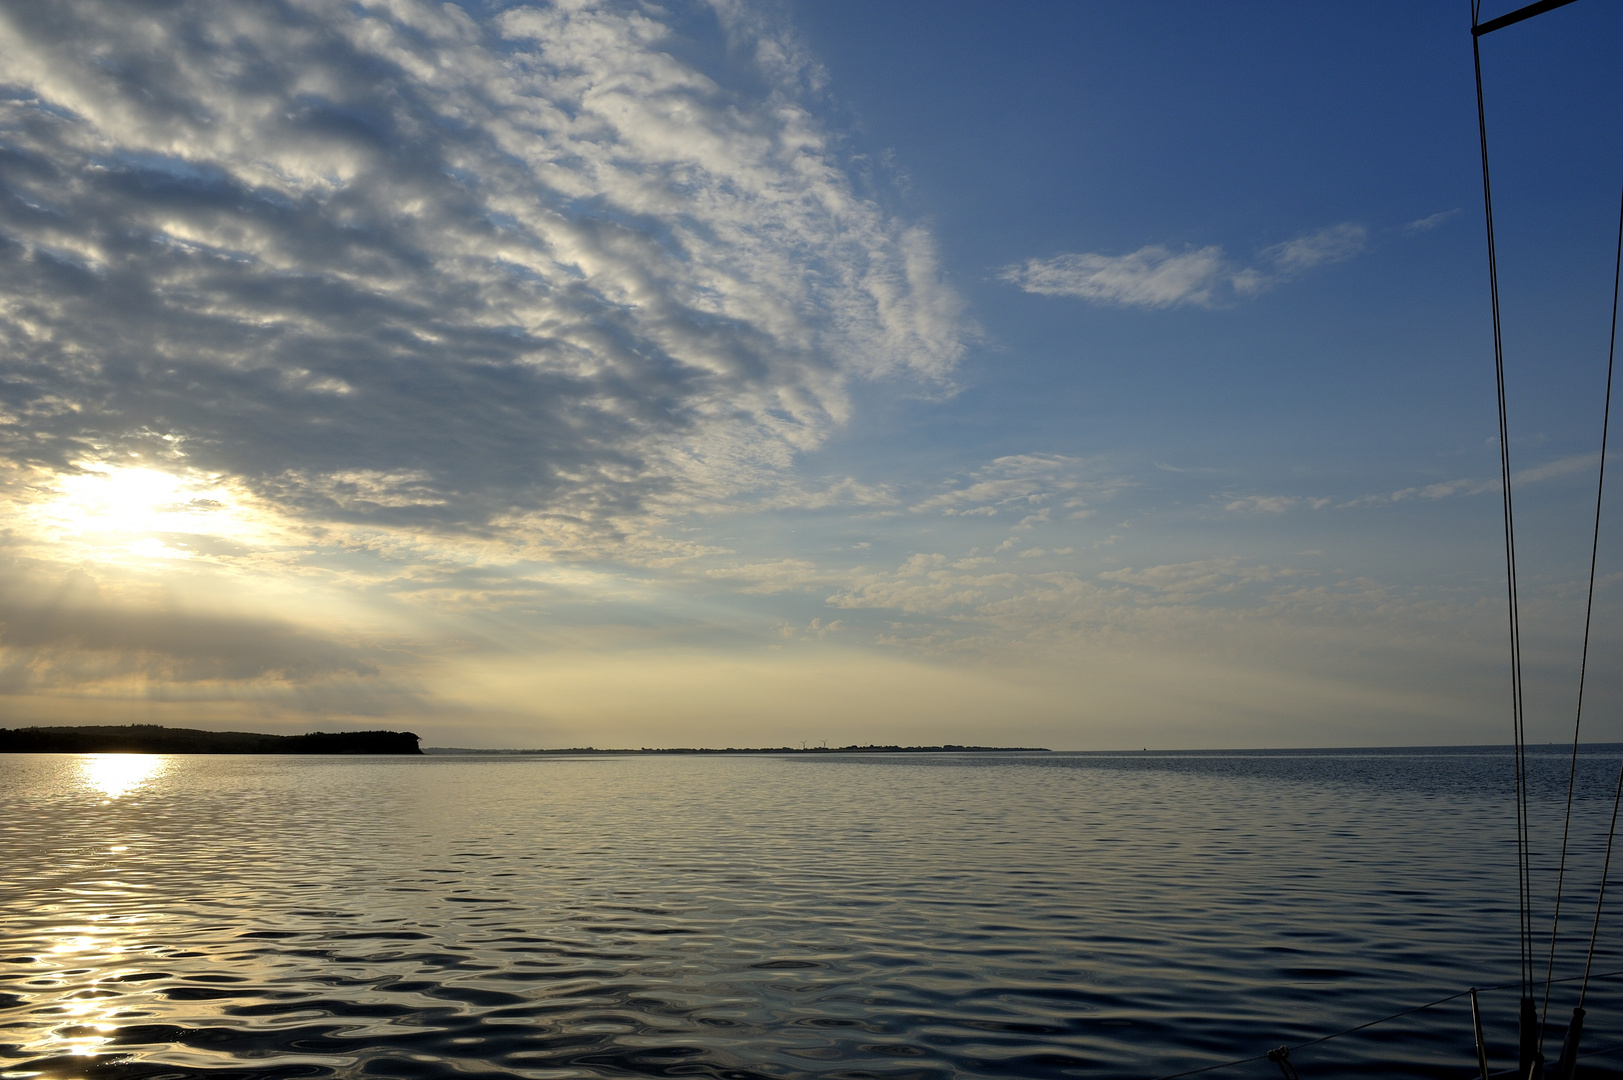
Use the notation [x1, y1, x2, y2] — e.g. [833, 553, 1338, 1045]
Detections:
[999, 245, 1230, 308]
[1402, 209, 1460, 234]
[1513, 453, 1601, 485]
[1261, 223, 1367, 273]
[1005, 223, 1367, 309]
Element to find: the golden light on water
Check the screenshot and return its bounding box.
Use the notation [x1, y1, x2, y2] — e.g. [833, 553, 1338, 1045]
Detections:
[30, 765, 170, 1062]
[38, 927, 136, 1059]
[51, 935, 98, 954]
[81, 754, 165, 799]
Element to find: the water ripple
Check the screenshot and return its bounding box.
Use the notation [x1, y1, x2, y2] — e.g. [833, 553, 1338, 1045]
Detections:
[3, 750, 1623, 1078]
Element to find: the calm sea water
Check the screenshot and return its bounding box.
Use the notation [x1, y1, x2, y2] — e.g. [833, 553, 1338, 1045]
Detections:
[6, 748, 1623, 1080]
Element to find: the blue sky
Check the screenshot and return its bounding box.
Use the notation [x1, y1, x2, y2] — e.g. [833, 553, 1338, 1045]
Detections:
[0, 0, 1618, 748]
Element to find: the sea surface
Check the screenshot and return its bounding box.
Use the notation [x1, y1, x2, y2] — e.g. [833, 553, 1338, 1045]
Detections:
[5, 748, 1623, 1080]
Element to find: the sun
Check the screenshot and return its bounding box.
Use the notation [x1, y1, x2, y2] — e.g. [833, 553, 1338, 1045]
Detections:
[26, 461, 265, 562]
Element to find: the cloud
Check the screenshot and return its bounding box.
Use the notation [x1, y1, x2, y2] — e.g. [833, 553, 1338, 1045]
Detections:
[1098, 557, 1289, 601]
[1402, 209, 1460, 234]
[1223, 454, 1604, 513]
[0, 569, 379, 690]
[701, 558, 830, 594]
[1004, 223, 1366, 309]
[999, 245, 1230, 309]
[777, 616, 844, 640]
[0, 0, 967, 549]
[910, 454, 1118, 517]
[1223, 495, 1330, 513]
[818, 548, 1369, 662]
[744, 476, 898, 512]
[1512, 453, 1601, 485]
[1260, 223, 1367, 273]
[827, 552, 1020, 614]
[828, 551, 1286, 622]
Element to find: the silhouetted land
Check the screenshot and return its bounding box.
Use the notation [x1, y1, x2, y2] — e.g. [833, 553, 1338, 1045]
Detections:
[0, 725, 421, 754]
[424, 744, 1050, 755]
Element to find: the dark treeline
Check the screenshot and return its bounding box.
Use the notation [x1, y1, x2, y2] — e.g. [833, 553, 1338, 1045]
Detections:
[0, 725, 421, 754]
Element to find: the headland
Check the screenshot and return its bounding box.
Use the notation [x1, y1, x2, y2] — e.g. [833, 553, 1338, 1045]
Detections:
[0, 725, 422, 754]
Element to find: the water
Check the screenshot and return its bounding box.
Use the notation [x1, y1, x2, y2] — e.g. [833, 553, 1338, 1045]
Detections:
[4, 748, 1623, 1080]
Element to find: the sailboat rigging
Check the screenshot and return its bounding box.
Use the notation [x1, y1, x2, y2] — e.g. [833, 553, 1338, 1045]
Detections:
[1148, 1, 1623, 1074]
[1474, 0, 1623, 1074]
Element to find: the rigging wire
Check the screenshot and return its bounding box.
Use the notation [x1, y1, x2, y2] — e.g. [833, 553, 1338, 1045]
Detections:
[1584, 765, 1623, 1002]
[1471, 0, 1535, 999]
[1156, 9, 1608, 1080]
[1544, 162, 1623, 1026]
[1576, 172, 1623, 1010]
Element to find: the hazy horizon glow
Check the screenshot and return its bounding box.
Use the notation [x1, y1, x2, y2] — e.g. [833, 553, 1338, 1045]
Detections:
[0, 1, 1620, 748]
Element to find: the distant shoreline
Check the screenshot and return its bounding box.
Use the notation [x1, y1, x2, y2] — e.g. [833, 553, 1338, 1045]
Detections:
[3, 730, 1613, 756]
[423, 744, 1051, 755]
[427, 744, 1618, 756]
[0, 726, 1040, 756]
[0, 725, 422, 755]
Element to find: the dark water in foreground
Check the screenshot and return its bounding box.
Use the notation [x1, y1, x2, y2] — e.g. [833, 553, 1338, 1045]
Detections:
[5, 749, 1623, 1080]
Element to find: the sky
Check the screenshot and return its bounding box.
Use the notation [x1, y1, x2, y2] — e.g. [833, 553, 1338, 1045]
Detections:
[0, 0, 1620, 750]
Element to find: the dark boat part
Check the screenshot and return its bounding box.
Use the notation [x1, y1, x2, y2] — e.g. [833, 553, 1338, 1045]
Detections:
[1472, 988, 1491, 1080]
[1553, 1006, 1584, 1080]
[1265, 1046, 1299, 1080]
[1473, 0, 1582, 38]
[1519, 996, 1543, 1080]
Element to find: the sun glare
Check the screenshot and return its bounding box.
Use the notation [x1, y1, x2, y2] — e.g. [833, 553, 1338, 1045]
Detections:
[80, 754, 165, 799]
[30, 463, 265, 562]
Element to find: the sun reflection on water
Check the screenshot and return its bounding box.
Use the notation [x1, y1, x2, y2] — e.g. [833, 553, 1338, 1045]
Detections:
[80, 754, 165, 799]
[35, 926, 138, 1060]
[29, 760, 175, 1065]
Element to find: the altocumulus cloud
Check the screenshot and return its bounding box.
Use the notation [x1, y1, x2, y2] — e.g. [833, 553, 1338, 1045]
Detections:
[1002, 223, 1367, 309]
[0, 0, 966, 545]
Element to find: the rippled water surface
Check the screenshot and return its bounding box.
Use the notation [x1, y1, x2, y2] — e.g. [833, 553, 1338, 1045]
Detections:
[6, 749, 1623, 1079]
